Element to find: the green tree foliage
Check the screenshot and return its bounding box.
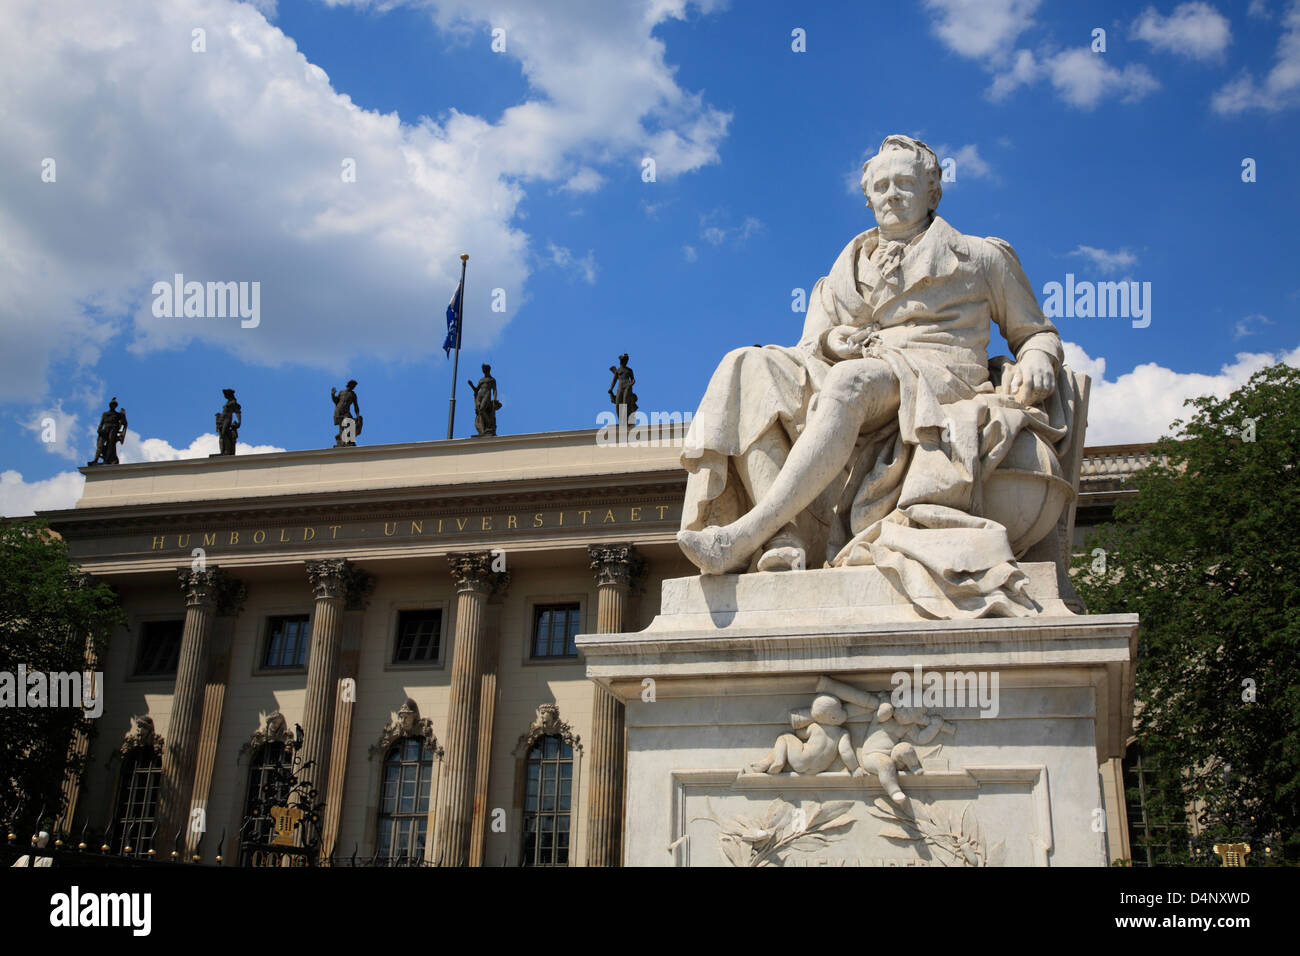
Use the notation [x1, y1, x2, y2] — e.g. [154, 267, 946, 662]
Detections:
[0, 519, 124, 834]
[1075, 363, 1300, 864]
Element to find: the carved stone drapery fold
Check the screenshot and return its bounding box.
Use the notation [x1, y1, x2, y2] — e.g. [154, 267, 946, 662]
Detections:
[447, 552, 510, 596]
[176, 567, 245, 615]
[514, 703, 582, 756]
[588, 542, 645, 590]
[239, 711, 293, 759]
[120, 715, 164, 758]
[370, 698, 442, 759]
[305, 558, 374, 610]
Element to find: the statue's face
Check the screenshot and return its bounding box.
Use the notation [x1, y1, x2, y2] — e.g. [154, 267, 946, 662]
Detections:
[865, 149, 931, 231]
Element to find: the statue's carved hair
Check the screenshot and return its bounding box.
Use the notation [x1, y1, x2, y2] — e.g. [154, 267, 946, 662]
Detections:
[860, 135, 942, 214]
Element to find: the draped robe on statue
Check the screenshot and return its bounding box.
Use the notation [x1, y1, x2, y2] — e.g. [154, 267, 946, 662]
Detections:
[680, 215, 1080, 618]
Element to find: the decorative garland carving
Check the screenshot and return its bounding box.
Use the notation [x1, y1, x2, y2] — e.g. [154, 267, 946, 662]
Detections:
[369, 698, 442, 759]
[514, 702, 582, 756]
[239, 711, 294, 759]
[119, 714, 164, 758]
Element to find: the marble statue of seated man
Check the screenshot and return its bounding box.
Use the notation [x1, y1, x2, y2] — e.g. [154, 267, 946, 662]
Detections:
[677, 134, 1072, 619]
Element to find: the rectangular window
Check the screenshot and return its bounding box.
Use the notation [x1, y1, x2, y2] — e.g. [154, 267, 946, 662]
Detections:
[114, 749, 162, 857]
[392, 609, 442, 664]
[134, 620, 183, 677]
[1123, 747, 1175, 866]
[263, 615, 311, 669]
[531, 603, 580, 659]
[521, 735, 573, 866]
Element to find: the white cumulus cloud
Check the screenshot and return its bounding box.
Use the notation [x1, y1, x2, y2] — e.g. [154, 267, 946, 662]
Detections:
[20, 403, 82, 463]
[1063, 341, 1300, 444]
[0, 429, 287, 516]
[0, 0, 729, 405]
[1043, 49, 1160, 109]
[933, 143, 995, 183]
[545, 243, 598, 285]
[921, 0, 1042, 60]
[1212, 0, 1300, 113]
[921, 2, 1160, 108]
[1132, 3, 1232, 61]
[0, 470, 87, 518]
[1068, 245, 1139, 275]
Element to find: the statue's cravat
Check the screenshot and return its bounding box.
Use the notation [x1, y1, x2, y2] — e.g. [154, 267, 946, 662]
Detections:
[874, 238, 907, 291]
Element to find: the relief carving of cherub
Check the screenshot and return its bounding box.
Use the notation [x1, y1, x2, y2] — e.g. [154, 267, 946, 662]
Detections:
[745, 693, 861, 776]
[855, 700, 954, 803]
[814, 676, 955, 803]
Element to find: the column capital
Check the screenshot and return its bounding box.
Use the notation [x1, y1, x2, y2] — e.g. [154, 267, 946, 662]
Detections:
[588, 542, 645, 590]
[176, 567, 245, 615]
[447, 551, 509, 597]
[305, 558, 374, 609]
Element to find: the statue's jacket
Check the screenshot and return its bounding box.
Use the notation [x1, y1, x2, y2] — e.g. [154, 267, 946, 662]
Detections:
[681, 216, 1080, 618]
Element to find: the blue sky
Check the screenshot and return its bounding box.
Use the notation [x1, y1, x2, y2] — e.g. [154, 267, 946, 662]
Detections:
[2, 0, 1298, 515]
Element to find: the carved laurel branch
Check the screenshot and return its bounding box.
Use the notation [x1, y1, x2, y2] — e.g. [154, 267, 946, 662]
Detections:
[712, 798, 856, 868]
[867, 798, 1005, 867]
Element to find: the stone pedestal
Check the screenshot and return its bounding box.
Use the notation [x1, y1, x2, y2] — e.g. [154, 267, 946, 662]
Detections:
[576, 564, 1137, 867]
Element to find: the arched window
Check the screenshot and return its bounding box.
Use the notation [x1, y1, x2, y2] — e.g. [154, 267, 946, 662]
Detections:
[239, 741, 293, 863]
[521, 735, 574, 866]
[377, 736, 436, 863]
[113, 746, 162, 857]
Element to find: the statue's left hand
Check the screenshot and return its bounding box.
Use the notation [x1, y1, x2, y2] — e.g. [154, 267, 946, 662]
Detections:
[1007, 350, 1055, 406]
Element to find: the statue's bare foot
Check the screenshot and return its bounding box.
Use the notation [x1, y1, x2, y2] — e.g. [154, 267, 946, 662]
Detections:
[756, 546, 806, 572]
[677, 526, 751, 575]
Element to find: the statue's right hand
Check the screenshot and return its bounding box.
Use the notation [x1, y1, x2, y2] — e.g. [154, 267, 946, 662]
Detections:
[823, 325, 865, 361]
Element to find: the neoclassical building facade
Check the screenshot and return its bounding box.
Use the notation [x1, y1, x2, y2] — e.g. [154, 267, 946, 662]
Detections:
[40, 430, 1153, 865]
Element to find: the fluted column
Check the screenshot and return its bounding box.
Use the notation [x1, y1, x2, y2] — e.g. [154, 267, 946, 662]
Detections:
[159, 568, 240, 850]
[300, 559, 371, 842]
[431, 552, 508, 867]
[469, 590, 506, 866]
[586, 543, 644, 867]
[55, 573, 101, 834]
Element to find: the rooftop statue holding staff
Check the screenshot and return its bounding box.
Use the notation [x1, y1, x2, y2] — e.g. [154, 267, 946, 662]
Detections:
[608, 353, 637, 426]
[677, 135, 1081, 618]
[469, 363, 502, 437]
[88, 397, 128, 466]
[215, 388, 241, 456]
[331, 379, 362, 447]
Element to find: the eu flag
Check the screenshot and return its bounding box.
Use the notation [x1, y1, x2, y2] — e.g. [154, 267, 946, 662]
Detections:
[443, 280, 463, 357]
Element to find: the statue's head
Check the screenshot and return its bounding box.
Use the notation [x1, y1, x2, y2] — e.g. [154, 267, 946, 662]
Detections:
[860, 135, 942, 230]
[108, 397, 118, 409]
[892, 705, 928, 725]
[346, 379, 358, 389]
[222, 388, 236, 399]
[810, 693, 847, 726]
[481, 363, 491, 374]
[618, 353, 629, 365]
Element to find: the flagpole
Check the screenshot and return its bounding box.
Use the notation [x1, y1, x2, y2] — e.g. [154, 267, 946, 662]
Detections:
[446, 253, 468, 440]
